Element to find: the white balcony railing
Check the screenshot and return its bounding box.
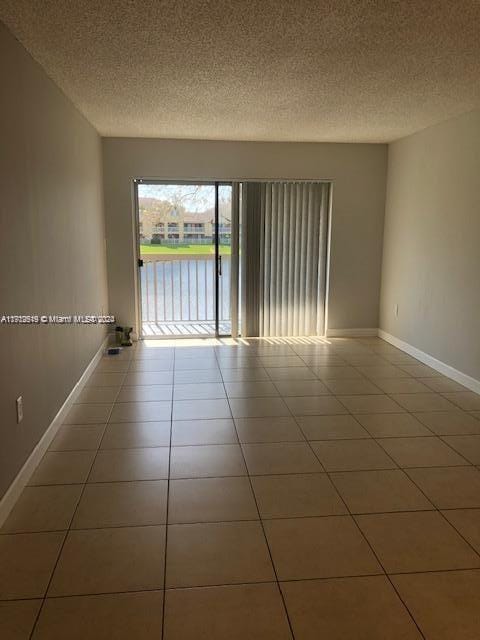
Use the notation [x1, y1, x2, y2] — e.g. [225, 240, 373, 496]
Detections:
[140, 256, 231, 325]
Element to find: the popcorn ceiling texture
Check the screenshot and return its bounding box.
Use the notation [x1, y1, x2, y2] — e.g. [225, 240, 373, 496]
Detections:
[1, 1, 480, 142]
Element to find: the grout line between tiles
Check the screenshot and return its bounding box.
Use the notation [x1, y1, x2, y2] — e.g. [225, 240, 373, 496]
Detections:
[218, 349, 297, 640]
[290, 391, 428, 639]
[27, 383, 121, 640]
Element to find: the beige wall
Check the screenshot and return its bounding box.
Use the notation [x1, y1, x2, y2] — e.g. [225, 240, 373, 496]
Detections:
[380, 109, 480, 381]
[102, 138, 387, 334]
[0, 23, 108, 498]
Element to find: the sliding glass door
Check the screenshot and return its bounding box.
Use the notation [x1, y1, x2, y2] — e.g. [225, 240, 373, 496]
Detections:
[135, 179, 329, 339]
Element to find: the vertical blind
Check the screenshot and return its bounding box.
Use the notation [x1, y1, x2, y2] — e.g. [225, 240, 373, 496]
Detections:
[241, 181, 330, 337]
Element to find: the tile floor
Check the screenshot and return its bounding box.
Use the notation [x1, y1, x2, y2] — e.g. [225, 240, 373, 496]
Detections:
[2, 336, 480, 639]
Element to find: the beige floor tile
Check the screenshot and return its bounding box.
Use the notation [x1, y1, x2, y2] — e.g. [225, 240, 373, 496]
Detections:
[224, 381, 279, 398]
[49, 526, 166, 596]
[2, 485, 82, 533]
[49, 424, 105, 451]
[29, 451, 95, 485]
[129, 359, 174, 372]
[378, 436, 468, 468]
[265, 366, 317, 381]
[264, 516, 381, 580]
[342, 354, 389, 366]
[76, 387, 120, 403]
[338, 395, 404, 414]
[175, 347, 215, 359]
[356, 511, 480, 573]
[373, 378, 431, 394]
[116, 385, 173, 402]
[311, 439, 396, 472]
[242, 442, 323, 475]
[110, 401, 172, 422]
[297, 414, 370, 440]
[33, 591, 163, 640]
[170, 444, 246, 478]
[391, 393, 458, 412]
[407, 466, 480, 509]
[259, 355, 305, 368]
[442, 435, 480, 464]
[413, 411, 480, 435]
[101, 421, 171, 448]
[134, 349, 173, 360]
[174, 360, 219, 371]
[398, 364, 442, 378]
[135, 346, 174, 357]
[356, 413, 431, 437]
[0, 600, 42, 640]
[443, 392, 480, 411]
[254, 346, 296, 356]
[357, 365, 410, 379]
[171, 418, 237, 446]
[285, 395, 347, 416]
[173, 383, 226, 400]
[442, 509, 480, 554]
[299, 355, 346, 367]
[312, 365, 363, 380]
[174, 369, 223, 383]
[252, 473, 347, 518]
[173, 399, 231, 420]
[166, 521, 274, 587]
[0, 532, 64, 599]
[392, 570, 480, 640]
[217, 355, 262, 369]
[89, 448, 169, 482]
[168, 477, 258, 523]
[331, 470, 433, 514]
[72, 480, 167, 528]
[95, 359, 130, 373]
[85, 372, 125, 387]
[281, 576, 421, 640]
[164, 583, 292, 640]
[419, 377, 468, 392]
[324, 379, 383, 395]
[220, 367, 269, 382]
[64, 403, 112, 424]
[229, 397, 290, 418]
[124, 371, 174, 385]
[273, 379, 330, 396]
[234, 416, 305, 443]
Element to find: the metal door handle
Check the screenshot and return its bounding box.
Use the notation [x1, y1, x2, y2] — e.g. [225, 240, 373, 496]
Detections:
[218, 254, 222, 276]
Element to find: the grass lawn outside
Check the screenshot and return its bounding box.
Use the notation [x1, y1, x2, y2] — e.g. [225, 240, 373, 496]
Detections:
[140, 244, 231, 255]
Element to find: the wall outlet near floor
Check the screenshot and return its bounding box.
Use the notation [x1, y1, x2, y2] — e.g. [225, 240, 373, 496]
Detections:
[394, 303, 399, 318]
[16, 396, 23, 423]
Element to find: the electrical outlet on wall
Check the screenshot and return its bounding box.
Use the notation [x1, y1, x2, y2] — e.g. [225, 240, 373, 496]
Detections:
[394, 304, 399, 318]
[16, 396, 23, 423]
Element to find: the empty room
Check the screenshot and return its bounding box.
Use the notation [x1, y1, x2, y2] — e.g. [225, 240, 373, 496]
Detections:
[1, 2, 480, 639]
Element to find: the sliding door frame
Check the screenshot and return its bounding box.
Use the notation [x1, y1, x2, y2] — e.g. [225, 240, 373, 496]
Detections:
[132, 177, 333, 340]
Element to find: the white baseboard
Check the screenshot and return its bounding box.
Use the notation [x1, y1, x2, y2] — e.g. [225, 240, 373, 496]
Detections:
[378, 330, 480, 395]
[0, 335, 110, 527]
[326, 328, 379, 338]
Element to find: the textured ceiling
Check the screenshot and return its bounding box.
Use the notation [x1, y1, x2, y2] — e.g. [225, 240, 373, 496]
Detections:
[1, 1, 480, 142]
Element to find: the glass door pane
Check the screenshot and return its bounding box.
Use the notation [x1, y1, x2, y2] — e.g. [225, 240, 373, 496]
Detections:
[136, 182, 217, 337]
